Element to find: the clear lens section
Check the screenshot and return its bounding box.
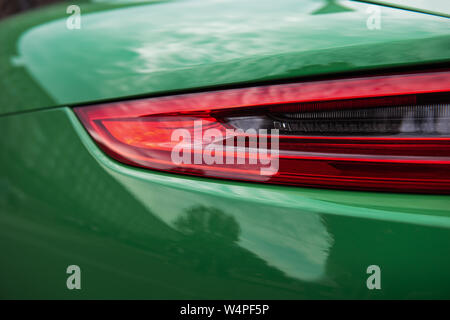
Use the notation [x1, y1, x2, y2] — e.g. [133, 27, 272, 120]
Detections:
[225, 104, 450, 136]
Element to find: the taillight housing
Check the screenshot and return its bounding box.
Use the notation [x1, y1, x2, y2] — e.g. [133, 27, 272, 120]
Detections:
[75, 71, 450, 194]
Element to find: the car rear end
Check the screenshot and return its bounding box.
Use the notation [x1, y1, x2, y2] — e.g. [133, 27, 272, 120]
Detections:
[0, 0, 449, 299]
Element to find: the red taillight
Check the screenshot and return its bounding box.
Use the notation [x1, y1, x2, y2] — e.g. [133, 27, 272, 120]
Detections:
[75, 71, 450, 193]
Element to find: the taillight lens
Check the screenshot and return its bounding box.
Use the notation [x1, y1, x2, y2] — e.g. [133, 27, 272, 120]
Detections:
[75, 71, 450, 193]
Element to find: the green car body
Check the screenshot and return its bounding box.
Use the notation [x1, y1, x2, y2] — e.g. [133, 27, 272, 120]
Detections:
[0, 0, 450, 299]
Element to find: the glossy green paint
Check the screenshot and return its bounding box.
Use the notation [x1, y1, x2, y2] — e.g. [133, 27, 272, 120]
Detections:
[0, 107, 449, 299]
[0, 0, 166, 115]
[1, 0, 450, 114]
[1, 0, 450, 299]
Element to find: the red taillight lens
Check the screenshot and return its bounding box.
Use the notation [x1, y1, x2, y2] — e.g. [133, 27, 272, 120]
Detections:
[75, 71, 450, 193]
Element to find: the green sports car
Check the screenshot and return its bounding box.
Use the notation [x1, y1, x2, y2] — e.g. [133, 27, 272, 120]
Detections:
[0, 0, 449, 299]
